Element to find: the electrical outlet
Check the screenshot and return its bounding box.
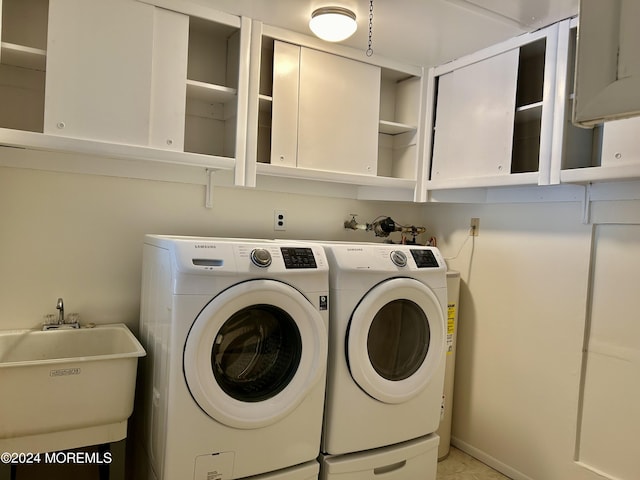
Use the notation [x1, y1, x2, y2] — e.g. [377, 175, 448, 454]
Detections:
[274, 210, 286, 231]
[470, 217, 480, 236]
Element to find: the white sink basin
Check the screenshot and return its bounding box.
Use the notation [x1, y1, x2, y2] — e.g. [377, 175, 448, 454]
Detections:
[0, 323, 146, 453]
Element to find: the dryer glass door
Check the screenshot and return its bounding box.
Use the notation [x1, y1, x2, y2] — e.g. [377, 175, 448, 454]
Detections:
[184, 279, 327, 429]
[347, 277, 444, 404]
[367, 299, 430, 381]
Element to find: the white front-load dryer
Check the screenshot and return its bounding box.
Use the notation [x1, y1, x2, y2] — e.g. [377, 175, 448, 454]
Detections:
[139, 235, 329, 480]
[319, 243, 447, 455]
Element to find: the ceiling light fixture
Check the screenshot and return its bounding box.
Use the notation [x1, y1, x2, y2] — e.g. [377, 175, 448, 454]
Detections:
[309, 6, 357, 42]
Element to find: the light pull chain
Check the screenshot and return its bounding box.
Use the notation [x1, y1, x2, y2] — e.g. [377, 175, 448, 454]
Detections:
[366, 0, 374, 56]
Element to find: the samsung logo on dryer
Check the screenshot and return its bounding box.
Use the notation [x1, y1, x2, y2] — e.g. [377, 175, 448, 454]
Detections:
[194, 244, 217, 249]
[346, 248, 363, 252]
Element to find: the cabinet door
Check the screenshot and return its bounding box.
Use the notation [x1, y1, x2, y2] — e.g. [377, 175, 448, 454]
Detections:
[148, 7, 188, 151]
[430, 49, 519, 180]
[44, 0, 154, 145]
[574, 0, 640, 126]
[270, 41, 299, 167]
[297, 47, 380, 175]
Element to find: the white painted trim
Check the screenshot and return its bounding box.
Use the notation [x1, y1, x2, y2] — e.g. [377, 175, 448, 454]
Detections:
[560, 164, 640, 183]
[0, 129, 235, 170]
[244, 19, 263, 188]
[549, 19, 573, 185]
[233, 16, 251, 187]
[415, 67, 435, 203]
[537, 23, 559, 186]
[426, 172, 539, 190]
[256, 163, 416, 189]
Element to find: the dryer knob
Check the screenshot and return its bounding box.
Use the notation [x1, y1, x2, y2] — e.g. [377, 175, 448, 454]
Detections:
[251, 248, 272, 267]
[390, 250, 408, 267]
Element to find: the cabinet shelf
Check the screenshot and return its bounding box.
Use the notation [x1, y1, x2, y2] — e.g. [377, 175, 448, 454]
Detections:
[185, 80, 237, 104]
[0, 42, 46, 71]
[515, 101, 543, 123]
[379, 120, 417, 135]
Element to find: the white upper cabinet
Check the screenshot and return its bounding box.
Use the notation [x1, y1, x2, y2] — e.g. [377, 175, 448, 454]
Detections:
[248, 23, 424, 200]
[44, 0, 154, 145]
[550, 18, 640, 183]
[426, 23, 559, 189]
[256, 37, 380, 175]
[573, 0, 640, 126]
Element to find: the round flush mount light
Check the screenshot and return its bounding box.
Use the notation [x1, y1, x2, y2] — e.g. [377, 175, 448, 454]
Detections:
[309, 7, 357, 42]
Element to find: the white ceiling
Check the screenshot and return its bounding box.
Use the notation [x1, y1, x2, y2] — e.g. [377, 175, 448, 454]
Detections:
[205, 0, 579, 67]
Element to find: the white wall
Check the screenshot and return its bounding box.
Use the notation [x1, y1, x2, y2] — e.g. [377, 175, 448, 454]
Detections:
[0, 163, 425, 331]
[425, 199, 640, 480]
[3, 157, 639, 480]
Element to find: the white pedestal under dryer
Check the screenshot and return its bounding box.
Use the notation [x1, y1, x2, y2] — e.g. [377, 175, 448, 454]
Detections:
[139, 236, 329, 480]
[319, 243, 447, 456]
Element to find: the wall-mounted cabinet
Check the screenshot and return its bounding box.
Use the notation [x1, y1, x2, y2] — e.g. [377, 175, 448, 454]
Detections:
[257, 39, 380, 175]
[0, 0, 48, 133]
[0, 0, 249, 187]
[247, 24, 424, 200]
[552, 18, 640, 184]
[426, 24, 558, 189]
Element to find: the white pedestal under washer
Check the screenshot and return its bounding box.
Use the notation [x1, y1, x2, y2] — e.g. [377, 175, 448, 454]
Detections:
[139, 235, 329, 480]
[319, 242, 447, 456]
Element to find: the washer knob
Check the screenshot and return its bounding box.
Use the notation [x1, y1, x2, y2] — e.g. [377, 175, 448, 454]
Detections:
[250, 248, 272, 267]
[390, 250, 408, 267]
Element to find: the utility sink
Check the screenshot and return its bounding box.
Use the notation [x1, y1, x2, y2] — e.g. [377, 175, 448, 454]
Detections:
[0, 323, 145, 453]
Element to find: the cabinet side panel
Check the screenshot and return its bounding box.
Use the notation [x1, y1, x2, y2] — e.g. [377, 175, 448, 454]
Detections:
[430, 49, 519, 181]
[297, 48, 380, 175]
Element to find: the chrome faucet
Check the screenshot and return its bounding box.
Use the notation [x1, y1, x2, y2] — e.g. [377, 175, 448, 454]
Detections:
[56, 297, 64, 323]
[43, 298, 80, 330]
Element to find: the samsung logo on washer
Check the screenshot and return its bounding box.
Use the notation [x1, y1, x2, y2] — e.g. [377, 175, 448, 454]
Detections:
[194, 244, 217, 249]
[347, 248, 363, 252]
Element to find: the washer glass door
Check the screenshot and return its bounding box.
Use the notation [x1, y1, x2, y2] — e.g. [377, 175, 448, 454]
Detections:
[347, 277, 444, 404]
[212, 304, 301, 402]
[184, 279, 327, 429]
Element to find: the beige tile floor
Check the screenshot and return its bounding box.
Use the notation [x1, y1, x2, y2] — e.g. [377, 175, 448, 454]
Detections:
[437, 447, 511, 480]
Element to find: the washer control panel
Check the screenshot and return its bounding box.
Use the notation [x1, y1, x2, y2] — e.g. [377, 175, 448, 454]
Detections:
[281, 247, 317, 269]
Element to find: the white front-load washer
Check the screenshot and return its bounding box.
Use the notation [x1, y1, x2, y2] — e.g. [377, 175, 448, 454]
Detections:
[319, 242, 447, 455]
[139, 235, 329, 480]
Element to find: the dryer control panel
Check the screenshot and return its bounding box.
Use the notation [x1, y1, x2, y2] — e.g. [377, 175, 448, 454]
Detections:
[410, 249, 439, 268]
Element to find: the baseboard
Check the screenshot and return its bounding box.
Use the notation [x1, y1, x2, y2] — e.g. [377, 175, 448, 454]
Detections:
[450, 436, 535, 480]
